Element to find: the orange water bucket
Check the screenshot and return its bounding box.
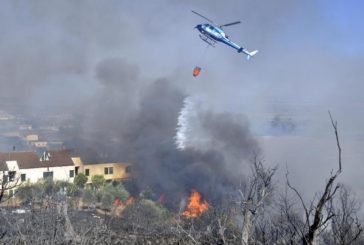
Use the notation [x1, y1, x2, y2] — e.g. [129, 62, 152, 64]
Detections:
[192, 66, 201, 77]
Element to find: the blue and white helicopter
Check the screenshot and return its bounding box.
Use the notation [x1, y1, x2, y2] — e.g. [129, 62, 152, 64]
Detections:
[192, 10, 258, 60]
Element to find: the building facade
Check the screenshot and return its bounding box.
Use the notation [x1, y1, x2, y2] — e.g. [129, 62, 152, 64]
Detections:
[0, 150, 133, 196]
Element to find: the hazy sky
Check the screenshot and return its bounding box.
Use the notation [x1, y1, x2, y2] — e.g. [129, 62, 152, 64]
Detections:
[0, 0, 363, 201]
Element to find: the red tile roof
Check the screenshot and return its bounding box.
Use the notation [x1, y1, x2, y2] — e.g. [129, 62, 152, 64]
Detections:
[43, 150, 74, 167]
[0, 152, 40, 169]
[0, 150, 75, 169]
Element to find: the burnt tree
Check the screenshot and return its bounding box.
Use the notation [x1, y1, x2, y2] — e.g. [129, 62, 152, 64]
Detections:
[239, 158, 277, 245]
[285, 112, 343, 245]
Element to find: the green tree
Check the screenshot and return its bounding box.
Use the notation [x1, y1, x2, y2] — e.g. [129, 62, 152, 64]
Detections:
[101, 183, 130, 202]
[73, 173, 88, 188]
[66, 183, 81, 197]
[91, 174, 105, 190]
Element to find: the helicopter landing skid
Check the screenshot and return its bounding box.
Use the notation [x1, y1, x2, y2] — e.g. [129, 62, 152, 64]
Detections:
[199, 34, 216, 47]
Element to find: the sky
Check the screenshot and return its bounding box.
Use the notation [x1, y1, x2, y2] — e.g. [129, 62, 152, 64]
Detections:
[0, 0, 363, 202]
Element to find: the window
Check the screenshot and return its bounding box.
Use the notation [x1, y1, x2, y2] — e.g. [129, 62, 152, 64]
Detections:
[104, 167, 113, 175]
[3, 175, 8, 184]
[85, 169, 90, 176]
[75, 167, 79, 175]
[69, 170, 74, 178]
[125, 166, 132, 173]
[8, 171, 16, 181]
[43, 171, 53, 179]
[21, 174, 26, 182]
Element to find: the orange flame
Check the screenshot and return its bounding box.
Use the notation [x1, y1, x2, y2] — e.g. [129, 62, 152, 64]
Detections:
[157, 193, 165, 204]
[113, 196, 135, 207]
[182, 190, 209, 218]
[126, 196, 135, 205]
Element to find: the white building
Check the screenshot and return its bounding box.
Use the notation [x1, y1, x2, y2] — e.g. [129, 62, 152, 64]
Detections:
[0, 150, 78, 187]
[0, 150, 133, 197]
[25, 134, 39, 142]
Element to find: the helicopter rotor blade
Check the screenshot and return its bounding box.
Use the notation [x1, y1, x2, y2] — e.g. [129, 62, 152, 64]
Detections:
[191, 10, 215, 24]
[220, 21, 241, 28]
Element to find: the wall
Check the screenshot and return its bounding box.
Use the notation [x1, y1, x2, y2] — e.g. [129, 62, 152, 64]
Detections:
[19, 165, 76, 183]
[83, 162, 132, 183]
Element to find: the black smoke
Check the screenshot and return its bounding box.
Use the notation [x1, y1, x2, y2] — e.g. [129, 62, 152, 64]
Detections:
[60, 58, 259, 208]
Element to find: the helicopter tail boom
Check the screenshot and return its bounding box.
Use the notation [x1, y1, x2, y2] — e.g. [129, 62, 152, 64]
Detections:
[238, 48, 258, 60]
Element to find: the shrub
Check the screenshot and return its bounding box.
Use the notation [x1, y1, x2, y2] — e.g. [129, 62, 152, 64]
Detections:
[82, 188, 95, 206]
[66, 183, 81, 197]
[16, 183, 43, 204]
[91, 175, 105, 190]
[101, 183, 130, 202]
[121, 199, 170, 232]
[101, 192, 113, 210]
[74, 173, 88, 188]
[41, 179, 60, 197]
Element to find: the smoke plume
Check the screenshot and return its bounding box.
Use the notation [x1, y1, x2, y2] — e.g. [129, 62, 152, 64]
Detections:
[1, 0, 363, 205]
[58, 57, 259, 207]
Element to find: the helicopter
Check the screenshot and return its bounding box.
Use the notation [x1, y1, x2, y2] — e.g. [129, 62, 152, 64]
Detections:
[192, 10, 258, 60]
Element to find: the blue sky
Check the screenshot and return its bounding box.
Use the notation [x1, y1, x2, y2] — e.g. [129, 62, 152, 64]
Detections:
[318, 0, 364, 54]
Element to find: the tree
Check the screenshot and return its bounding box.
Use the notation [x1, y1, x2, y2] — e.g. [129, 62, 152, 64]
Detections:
[73, 173, 88, 188]
[0, 165, 21, 203]
[66, 183, 81, 198]
[91, 174, 105, 190]
[326, 186, 363, 245]
[101, 183, 130, 202]
[16, 182, 43, 204]
[81, 188, 96, 210]
[239, 158, 277, 245]
[118, 198, 170, 237]
[285, 112, 343, 245]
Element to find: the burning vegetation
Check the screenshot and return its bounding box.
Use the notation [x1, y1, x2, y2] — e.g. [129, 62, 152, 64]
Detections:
[182, 190, 209, 218]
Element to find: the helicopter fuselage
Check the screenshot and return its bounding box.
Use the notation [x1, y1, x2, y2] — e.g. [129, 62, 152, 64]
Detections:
[195, 23, 242, 52]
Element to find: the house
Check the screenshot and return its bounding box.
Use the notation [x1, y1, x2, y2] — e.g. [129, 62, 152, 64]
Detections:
[38, 150, 78, 181]
[0, 150, 76, 184]
[25, 134, 39, 142]
[82, 162, 133, 183]
[0, 150, 133, 195]
[32, 141, 48, 148]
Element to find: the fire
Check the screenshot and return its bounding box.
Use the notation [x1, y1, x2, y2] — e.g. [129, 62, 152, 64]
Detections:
[126, 196, 135, 205]
[157, 193, 165, 204]
[182, 190, 209, 218]
[113, 196, 135, 207]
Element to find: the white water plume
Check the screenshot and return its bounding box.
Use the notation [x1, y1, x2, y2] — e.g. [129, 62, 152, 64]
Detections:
[175, 96, 195, 150]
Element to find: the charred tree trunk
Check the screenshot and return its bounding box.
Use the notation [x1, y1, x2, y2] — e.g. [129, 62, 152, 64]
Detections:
[241, 208, 253, 245]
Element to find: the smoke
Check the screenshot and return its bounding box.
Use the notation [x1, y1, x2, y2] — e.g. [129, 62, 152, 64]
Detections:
[1, 0, 364, 204]
[59, 59, 259, 207]
[175, 96, 260, 176]
[129, 85, 258, 206]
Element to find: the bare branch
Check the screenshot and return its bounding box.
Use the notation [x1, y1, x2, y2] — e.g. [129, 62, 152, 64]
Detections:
[329, 110, 342, 173]
[285, 169, 310, 224]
